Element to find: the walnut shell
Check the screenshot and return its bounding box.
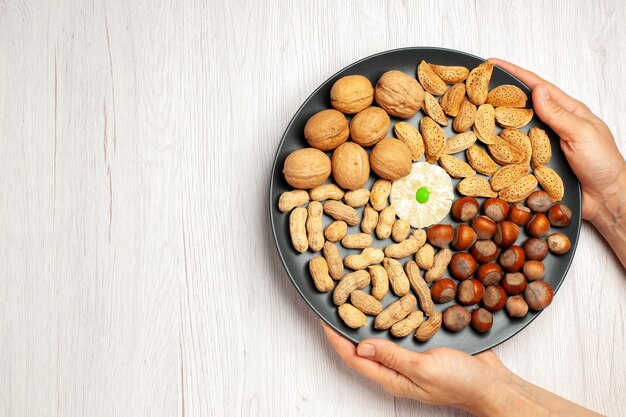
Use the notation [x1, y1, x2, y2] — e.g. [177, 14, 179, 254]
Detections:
[331, 142, 370, 190]
[304, 109, 349, 151]
[374, 70, 424, 119]
[283, 148, 331, 189]
[370, 138, 412, 180]
[330, 75, 374, 114]
[350, 106, 390, 147]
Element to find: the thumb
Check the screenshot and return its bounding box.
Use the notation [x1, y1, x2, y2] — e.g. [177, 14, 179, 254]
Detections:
[357, 339, 421, 374]
[532, 84, 585, 140]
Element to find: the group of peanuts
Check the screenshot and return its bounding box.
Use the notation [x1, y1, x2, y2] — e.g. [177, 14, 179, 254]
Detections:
[279, 179, 449, 341]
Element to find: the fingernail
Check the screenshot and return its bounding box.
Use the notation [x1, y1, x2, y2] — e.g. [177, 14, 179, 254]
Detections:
[357, 343, 375, 358]
[537, 86, 550, 100]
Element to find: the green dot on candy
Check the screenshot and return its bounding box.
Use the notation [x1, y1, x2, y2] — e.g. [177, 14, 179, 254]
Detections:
[415, 187, 430, 204]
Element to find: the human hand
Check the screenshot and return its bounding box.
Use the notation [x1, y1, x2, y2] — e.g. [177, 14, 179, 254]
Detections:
[322, 322, 513, 414]
[489, 58, 626, 224]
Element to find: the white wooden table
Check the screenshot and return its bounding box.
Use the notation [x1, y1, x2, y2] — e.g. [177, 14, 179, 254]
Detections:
[1, 1, 625, 416]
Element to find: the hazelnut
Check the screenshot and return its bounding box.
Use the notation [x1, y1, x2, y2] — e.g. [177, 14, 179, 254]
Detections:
[508, 203, 532, 226]
[427, 224, 454, 248]
[457, 279, 485, 306]
[526, 213, 550, 237]
[524, 280, 554, 310]
[374, 70, 425, 118]
[494, 221, 520, 248]
[470, 240, 500, 263]
[476, 263, 503, 286]
[331, 142, 370, 190]
[501, 272, 527, 295]
[499, 246, 525, 272]
[330, 75, 374, 114]
[349, 107, 390, 147]
[303, 109, 350, 151]
[451, 224, 478, 251]
[523, 260, 545, 281]
[451, 197, 480, 222]
[506, 295, 529, 318]
[283, 148, 331, 189]
[443, 305, 471, 332]
[450, 253, 478, 280]
[547, 233, 571, 255]
[523, 238, 549, 261]
[431, 279, 457, 303]
[483, 198, 510, 222]
[548, 204, 572, 227]
[370, 138, 412, 180]
[526, 190, 552, 213]
[471, 216, 497, 239]
[482, 284, 507, 312]
[471, 308, 493, 332]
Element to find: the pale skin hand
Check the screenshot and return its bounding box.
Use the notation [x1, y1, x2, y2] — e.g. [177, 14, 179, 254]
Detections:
[322, 59, 624, 416]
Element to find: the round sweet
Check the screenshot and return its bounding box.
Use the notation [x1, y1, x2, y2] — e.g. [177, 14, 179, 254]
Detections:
[390, 162, 454, 228]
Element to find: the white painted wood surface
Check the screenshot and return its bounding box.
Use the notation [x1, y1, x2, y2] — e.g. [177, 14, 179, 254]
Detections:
[1, 0, 624, 416]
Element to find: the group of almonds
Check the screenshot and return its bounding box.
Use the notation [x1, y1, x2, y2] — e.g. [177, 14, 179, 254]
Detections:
[277, 58, 571, 342]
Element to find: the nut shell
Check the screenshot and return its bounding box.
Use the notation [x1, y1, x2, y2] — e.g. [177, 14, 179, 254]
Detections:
[457, 279, 485, 306]
[548, 204, 572, 227]
[451, 197, 480, 222]
[471, 216, 497, 240]
[431, 279, 457, 303]
[350, 106, 390, 147]
[508, 203, 532, 226]
[442, 305, 471, 332]
[527, 213, 550, 237]
[523, 237, 549, 261]
[471, 308, 493, 332]
[547, 232, 571, 254]
[482, 284, 507, 312]
[450, 252, 478, 280]
[506, 295, 529, 317]
[375, 70, 424, 118]
[330, 75, 374, 114]
[370, 138, 412, 180]
[476, 263, 503, 286]
[283, 148, 331, 189]
[304, 109, 350, 151]
[451, 224, 478, 251]
[524, 280, 553, 310]
[331, 142, 370, 191]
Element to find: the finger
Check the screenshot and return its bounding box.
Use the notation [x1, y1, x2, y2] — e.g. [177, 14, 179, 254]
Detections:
[321, 323, 418, 397]
[356, 338, 423, 376]
[532, 84, 589, 140]
[488, 58, 545, 88]
[489, 58, 589, 116]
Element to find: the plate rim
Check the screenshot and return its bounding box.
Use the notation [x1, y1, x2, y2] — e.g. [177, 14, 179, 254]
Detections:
[269, 46, 582, 355]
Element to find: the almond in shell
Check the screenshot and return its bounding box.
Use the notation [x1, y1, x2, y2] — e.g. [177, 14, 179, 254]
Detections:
[457, 176, 498, 198]
[439, 154, 476, 178]
[488, 136, 525, 165]
[490, 164, 530, 191]
[394, 121, 425, 161]
[494, 107, 534, 128]
[466, 61, 494, 105]
[499, 174, 538, 202]
[417, 60, 447, 96]
[533, 165, 564, 201]
[529, 127, 552, 168]
[453, 98, 477, 132]
[422, 92, 448, 126]
[443, 132, 477, 154]
[473, 104, 497, 144]
[440, 83, 466, 117]
[486, 84, 527, 108]
[500, 128, 532, 165]
[428, 64, 469, 84]
[466, 145, 498, 175]
[420, 116, 446, 163]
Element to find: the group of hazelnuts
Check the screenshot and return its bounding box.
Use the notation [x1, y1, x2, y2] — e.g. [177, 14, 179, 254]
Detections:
[425, 189, 572, 333]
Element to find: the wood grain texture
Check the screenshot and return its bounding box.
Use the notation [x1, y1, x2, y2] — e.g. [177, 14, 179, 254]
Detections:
[0, 0, 624, 416]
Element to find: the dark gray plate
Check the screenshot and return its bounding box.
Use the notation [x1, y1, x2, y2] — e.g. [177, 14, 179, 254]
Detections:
[269, 47, 581, 355]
